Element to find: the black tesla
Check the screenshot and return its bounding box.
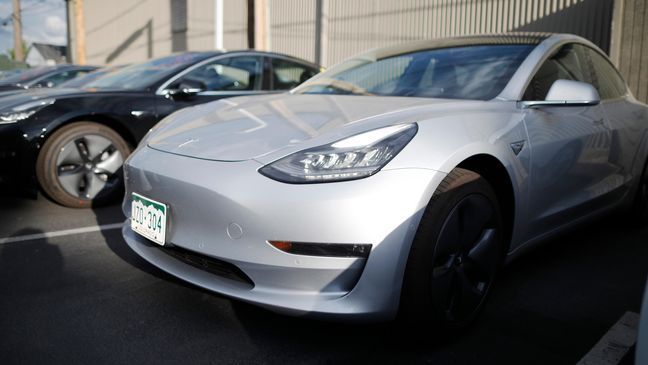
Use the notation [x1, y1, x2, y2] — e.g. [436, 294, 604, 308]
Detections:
[0, 51, 320, 207]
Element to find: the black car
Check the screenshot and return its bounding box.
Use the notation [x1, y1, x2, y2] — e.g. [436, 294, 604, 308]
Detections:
[0, 64, 99, 91]
[0, 51, 320, 207]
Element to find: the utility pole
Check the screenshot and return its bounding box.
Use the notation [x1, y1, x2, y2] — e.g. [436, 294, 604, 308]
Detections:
[65, 0, 73, 63]
[74, 0, 86, 65]
[247, 0, 255, 49]
[12, 0, 24, 62]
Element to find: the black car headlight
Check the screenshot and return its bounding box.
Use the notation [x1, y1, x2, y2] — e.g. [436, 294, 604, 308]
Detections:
[0, 98, 55, 124]
[260, 123, 417, 183]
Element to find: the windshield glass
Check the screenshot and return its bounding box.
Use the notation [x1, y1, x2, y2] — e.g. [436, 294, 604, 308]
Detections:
[0, 67, 57, 84]
[58, 66, 123, 88]
[294, 44, 534, 100]
[84, 53, 210, 90]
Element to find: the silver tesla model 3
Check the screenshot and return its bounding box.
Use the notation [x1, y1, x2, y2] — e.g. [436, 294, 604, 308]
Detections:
[121, 33, 648, 325]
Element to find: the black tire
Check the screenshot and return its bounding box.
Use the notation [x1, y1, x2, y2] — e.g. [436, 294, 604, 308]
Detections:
[36, 122, 131, 208]
[627, 159, 648, 226]
[400, 168, 504, 329]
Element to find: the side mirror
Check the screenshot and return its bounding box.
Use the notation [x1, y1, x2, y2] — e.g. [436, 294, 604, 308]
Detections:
[520, 79, 600, 108]
[166, 79, 205, 98]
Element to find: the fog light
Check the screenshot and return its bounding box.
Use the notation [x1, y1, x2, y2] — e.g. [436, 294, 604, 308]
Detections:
[268, 240, 371, 258]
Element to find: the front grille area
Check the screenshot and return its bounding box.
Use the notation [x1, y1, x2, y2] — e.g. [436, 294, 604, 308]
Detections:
[157, 244, 254, 289]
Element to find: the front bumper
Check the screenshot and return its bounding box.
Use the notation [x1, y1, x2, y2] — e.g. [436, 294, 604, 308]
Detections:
[121, 146, 444, 320]
[0, 122, 39, 192]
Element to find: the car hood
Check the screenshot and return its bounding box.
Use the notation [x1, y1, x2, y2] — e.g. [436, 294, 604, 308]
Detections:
[0, 87, 139, 111]
[147, 93, 485, 162]
[0, 88, 81, 110]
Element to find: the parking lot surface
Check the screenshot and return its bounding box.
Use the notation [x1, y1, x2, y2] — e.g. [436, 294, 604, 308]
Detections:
[0, 194, 646, 364]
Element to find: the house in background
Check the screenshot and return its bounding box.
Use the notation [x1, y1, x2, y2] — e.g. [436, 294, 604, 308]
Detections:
[25, 43, 67, 67]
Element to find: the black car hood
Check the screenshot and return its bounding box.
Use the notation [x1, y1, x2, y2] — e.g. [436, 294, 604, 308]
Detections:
[0, 87, 138, 111]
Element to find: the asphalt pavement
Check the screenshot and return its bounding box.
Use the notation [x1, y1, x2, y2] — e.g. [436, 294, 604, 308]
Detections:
[0, 194, 646, 364]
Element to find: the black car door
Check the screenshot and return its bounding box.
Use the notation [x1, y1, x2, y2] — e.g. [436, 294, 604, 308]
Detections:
[154, 54, 267, 120]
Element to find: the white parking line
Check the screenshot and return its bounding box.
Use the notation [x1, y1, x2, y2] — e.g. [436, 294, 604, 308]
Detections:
[0, 223, 124, 245]
[577, 311, 640, 365]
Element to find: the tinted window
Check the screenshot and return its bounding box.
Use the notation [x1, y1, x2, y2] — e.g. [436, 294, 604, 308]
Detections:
[271, 58, 317, 90]
[33, 70, 87, 87]
[85, 53, 210, 90]
[587, 48, 627, 99]
[0, 66, 56, 84]
[295, 44, 534, 100]
[523, 43, 594, 100]
[174, 56, 262, 91]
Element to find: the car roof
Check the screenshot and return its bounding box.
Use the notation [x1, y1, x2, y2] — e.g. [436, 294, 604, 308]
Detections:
[354, 32, 552, 60]
[208, 49, 321, 68]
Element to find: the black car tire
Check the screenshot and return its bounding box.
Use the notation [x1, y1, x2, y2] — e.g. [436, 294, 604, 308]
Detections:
[627, 158, 648, 226]
[36, 122, 131, 208]
[400, 168, 504, 329]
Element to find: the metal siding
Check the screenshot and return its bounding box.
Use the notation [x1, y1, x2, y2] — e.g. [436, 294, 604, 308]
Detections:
[615, 0, 648, 103]
[83, 0, 619, 76]
[293, 0, 613, 67]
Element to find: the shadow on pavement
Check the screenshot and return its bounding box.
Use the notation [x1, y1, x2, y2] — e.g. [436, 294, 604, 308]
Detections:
[92, 200, 182, 284]
[0, 228, 64, 294]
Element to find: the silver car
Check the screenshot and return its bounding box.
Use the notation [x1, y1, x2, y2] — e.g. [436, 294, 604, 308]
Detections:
[121, 33, 648, 325]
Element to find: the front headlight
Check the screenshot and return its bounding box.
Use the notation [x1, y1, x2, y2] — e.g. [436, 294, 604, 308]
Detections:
[259, 123, 417, 183]
[0, 98, 55, 124]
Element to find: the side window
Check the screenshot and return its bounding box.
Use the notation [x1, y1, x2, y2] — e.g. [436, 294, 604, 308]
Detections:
[271, 58, 317, 90]
[35, 70, 86, 88]
[587, 48, 627, 100]
[174, 56, 263, 92]
[523, 44, 592, 100]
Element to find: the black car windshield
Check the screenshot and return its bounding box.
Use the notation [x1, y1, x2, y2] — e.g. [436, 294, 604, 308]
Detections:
[294, 44, 534, 100]
[0, 66, 57, 84]
[84, 53, 211, 90]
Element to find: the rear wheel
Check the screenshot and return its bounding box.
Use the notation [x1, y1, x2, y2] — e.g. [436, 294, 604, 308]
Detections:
[400, 168, 504, 328]
[36, 122, 131, 208]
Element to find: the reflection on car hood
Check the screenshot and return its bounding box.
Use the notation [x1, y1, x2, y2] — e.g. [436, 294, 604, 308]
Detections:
[0, 88, 79, 111]
[147, 93, 482, 161]
[0, 87, 132, 111]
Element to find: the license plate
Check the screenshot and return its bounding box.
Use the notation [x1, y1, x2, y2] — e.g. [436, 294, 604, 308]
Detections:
[131, 192, 168, 246]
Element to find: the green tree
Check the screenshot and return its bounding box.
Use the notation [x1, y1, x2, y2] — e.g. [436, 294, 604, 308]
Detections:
[8, 40, 28, 61]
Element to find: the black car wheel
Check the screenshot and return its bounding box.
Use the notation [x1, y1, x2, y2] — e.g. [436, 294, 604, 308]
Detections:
[629, 159, 648, 225]
[36, 122, 131, 208]
[400, 168, 504, 328]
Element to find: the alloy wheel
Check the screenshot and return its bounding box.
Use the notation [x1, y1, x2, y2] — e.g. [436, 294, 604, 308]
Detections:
[430, 194, 501, 323]
[55, 134, 124, 199]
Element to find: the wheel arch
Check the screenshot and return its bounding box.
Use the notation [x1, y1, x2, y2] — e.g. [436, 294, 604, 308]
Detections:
[455, 154, 516, 253]
[43, 113, 138, 149]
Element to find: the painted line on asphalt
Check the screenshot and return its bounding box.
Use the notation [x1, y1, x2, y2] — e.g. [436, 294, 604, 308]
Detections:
[0, 223, 124, 245]
[576, 311, 639, 365]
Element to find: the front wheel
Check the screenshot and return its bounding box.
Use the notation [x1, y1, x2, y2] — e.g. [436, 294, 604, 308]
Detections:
[400, 168, 504, 328]
[36, 122, 131, 208]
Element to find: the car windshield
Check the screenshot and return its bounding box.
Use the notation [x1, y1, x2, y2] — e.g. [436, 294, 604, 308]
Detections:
[294, 44, 534, 100]
[84, 53, 210, 90]
[0, 66, 57, 84]
[58, 66, 124, 88]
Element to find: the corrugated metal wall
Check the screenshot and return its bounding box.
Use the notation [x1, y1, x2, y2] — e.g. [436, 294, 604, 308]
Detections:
[262, 0, 613, 67]
[268, 0, 317, 63]
[615, 0, 648, 103]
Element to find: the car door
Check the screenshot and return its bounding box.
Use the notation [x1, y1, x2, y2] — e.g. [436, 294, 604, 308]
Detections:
[586, 47, 647, 189]
[522, 43, 615, 238]
[155, 54, 266, 120]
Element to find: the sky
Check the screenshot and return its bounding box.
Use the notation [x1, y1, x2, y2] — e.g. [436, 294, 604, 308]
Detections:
[0, 0, 66, 56]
